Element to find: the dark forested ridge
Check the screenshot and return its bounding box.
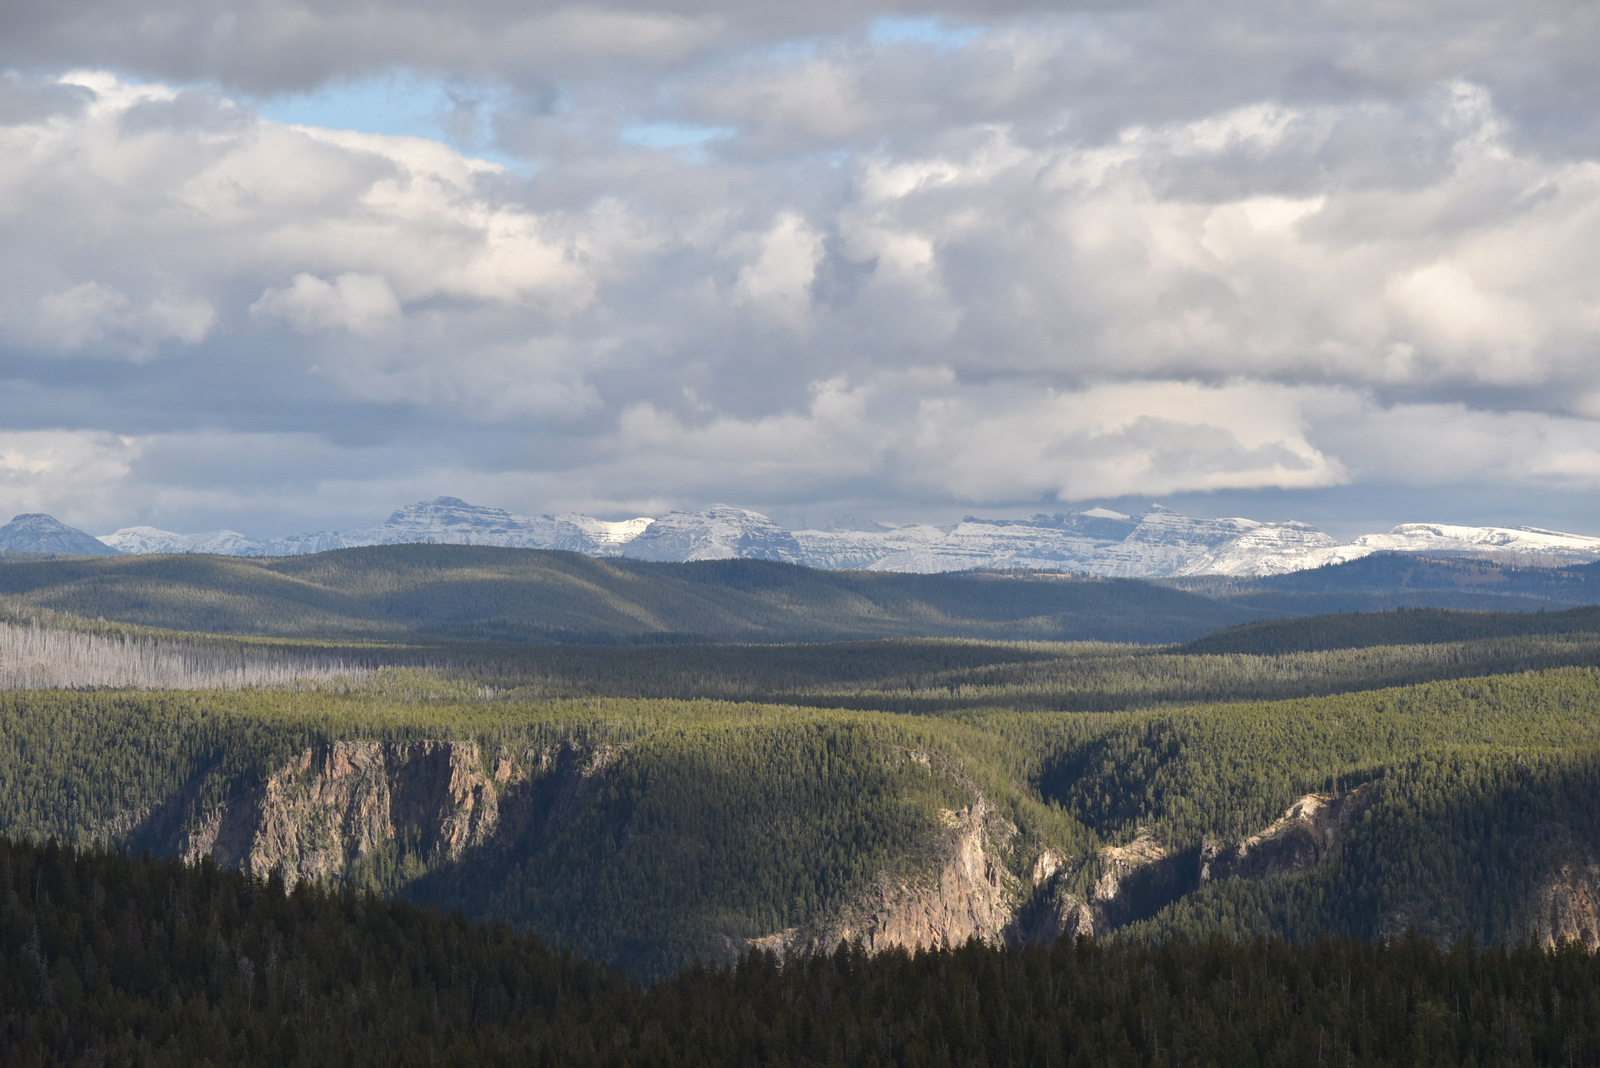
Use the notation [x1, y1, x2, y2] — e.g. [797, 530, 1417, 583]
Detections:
[1176, 552, 1600, 615]
[1179, 603, 1600, 656]
[5, 835, 1599, 1067]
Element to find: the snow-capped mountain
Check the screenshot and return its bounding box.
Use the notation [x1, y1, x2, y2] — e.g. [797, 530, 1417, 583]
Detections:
[1284, 523, 1600, 570]
[96, 498, 656, 558]
[335, 497, 599, 553]
[621, 505, 802, 563]
[792, 509, 1339, 576]
[98, 526, 264, 556]
[557, 513, 655, 547]
[43, 497, 1600, 577]
[1094, 512, 1339, 577]
[0, 513, 120, 556]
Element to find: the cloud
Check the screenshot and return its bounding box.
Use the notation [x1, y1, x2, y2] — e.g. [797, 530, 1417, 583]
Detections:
[590, 375, 1345, 507]
[32, 281, 214, 358]
[733, 213, 824, 324]
[2, 0, 1600, 536]
[0, 431, 143, 526]
[251, 273, 402, 336]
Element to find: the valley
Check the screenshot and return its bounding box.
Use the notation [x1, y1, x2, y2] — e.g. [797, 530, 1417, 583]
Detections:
[6, 542, 1600, 1062]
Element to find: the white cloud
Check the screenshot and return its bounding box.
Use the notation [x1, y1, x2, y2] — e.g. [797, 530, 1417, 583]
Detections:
[251, 273, 402, 336]
[5, 4, 1600, 534]
[33, 281, 215, 357]
[596, 374, 1345, 505]
[0, 431, 143, 525]
[732, 213, 823, 324]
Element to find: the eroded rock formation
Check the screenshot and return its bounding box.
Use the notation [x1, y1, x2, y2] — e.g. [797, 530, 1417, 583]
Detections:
[1202, 781, 1381, 884]
[182, 739, 508, 886]
[757, 794, 1023, 955]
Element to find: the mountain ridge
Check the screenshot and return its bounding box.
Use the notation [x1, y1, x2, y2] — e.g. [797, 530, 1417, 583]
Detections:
[7, 496, 1600, 578]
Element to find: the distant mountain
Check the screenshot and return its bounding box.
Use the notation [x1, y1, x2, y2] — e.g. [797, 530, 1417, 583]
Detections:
[97, 497, 654, 559]
[0, 513, 120, 556]
[99, 526, 263, 555]
[621, 504, 802, 563]
[1288, 523, 1600, 568]
[323, 497, 600, 554]
[78, 497, 1600, 578]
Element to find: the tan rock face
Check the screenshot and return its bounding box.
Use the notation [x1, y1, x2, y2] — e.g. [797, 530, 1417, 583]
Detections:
[1525, 861, 1600, 948]
[1203, 781, 1380, 884]
[182, 739, 503, 887]
[1093, 833, 1168, 902]
[764, 793, 1023, 955]
[1022, 832, 1170, 944]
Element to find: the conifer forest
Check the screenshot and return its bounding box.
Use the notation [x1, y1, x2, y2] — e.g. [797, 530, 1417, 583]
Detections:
[5, 546, 1600, 1065]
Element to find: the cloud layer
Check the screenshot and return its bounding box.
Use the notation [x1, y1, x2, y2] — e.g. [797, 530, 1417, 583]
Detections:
[2, 2, 1599, 535]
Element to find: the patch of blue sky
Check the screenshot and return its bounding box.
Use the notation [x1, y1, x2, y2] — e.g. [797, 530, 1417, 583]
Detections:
[869, 16, 983, 50]
[252, 72, 524, 170]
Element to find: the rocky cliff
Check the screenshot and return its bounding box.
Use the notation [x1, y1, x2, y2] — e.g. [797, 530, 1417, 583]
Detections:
[1526, 860, 1600, 947]
[166, 742, 1402, 963]
[181, 739, 507, 886]
[820, 796, 1019, 952]
[1202, 781, 1381, 884]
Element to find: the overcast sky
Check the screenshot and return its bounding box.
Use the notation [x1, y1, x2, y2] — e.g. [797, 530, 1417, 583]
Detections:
[2, 0, 1599, 538]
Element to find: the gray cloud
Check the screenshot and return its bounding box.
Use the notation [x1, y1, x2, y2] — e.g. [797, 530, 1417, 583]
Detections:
[2, 2, 1600, 536]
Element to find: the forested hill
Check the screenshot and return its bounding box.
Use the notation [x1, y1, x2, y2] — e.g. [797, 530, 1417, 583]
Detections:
[1180, 604, 1600, 655]
[0, 545, 1264, 644]
[6, 834, 1595, 1067]
[1182, 552, 1600, 615]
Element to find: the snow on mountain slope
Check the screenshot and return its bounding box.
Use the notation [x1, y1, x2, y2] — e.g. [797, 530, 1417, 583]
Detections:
[555, 513, 654, 547]
[1099, 513, 1339, 577]
[78, 497, 1600, 577]
[99, 527, 265, 556]
[793, 511, 1335, 576]
[1281, 524, 1600, 572]
[792, 524, 954, 570]
[350, 497, 596, 552]
[0, 514, 122, 556]
[621, 505, 802, 563]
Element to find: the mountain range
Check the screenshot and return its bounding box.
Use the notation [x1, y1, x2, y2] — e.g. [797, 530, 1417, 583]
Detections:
[4, 496, 1600, 578]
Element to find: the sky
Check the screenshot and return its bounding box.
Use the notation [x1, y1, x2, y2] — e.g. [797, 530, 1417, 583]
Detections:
[2, 0, 1600, 540]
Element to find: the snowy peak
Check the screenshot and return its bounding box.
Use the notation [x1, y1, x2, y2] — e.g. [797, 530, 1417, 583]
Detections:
[43, 498, 1600, 579]
[793, 511, 1337, 576]
[367, 496, 592, 552]
[1360, 523, 1600, 560]
[0, 513, 121, 556]
[99, 527, 261, 556]
[622, 505, 802, 563]
[1283, 523, 1600, 572]
[555, 513, 654, 546]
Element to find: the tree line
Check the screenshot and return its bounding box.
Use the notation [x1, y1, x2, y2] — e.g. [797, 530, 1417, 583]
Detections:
[4, 834, 1599, 1067]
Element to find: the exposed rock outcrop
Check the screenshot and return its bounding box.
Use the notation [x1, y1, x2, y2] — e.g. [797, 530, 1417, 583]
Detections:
[1202, 782, 1380, 885]
[1526, 861, 1600, 948]
[1093, 833, 1169, 902]
[182, 739, 507, 887]
[758, 795, 1023, 955]
[1021, 832, 1174, 942]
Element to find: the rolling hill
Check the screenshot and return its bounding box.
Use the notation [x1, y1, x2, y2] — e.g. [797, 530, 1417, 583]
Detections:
[0, 544, 1266, 644]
